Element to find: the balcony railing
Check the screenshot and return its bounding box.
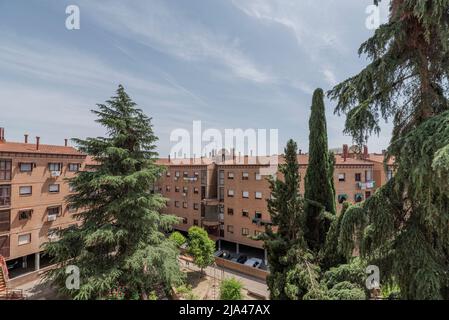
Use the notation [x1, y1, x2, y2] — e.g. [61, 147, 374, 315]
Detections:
[356, 181, 375, 190]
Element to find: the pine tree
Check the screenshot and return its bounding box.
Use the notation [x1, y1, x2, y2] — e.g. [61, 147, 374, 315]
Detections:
[304, 88, 336, 252]
[43, 85, 184, 300]
[261, 139, 324, 299]
[328, 0, 449, 299]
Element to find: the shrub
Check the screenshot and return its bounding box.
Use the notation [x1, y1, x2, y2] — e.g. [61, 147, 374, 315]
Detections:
[220, 278, 243, 300]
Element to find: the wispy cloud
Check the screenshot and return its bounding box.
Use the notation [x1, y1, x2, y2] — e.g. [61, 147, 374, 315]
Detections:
[80, 0, 275, 84]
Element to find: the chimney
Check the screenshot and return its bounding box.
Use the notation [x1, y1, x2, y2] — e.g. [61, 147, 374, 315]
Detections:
[363, 145, 368, 159]
[343, 144, 349, 162]
[298, 149, 302, 155]
[168, 154, 171, 163]
[24, 134, 29, 143]
[64, 139, 68, 147]
[222, 153, 225, 162]
[36, 137, 40, 150]
[232, 148, 236, 161]
[0, 128, 5, 142]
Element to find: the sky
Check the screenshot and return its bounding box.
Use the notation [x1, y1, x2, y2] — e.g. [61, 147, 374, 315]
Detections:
[0, 0, 392, 156]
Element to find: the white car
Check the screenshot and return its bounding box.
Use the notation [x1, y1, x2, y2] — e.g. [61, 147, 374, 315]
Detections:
[244, 258, 263, 268]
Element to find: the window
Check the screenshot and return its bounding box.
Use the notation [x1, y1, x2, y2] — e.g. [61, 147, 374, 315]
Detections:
[355, 193, 364, 203]
[47, 207, 60, 220]
[183, 171, 188, 178]
[338, 173, 346, 182]
[183, 187, 188, 194]
[255, 173, 262, 181]
[193, 219, 199, 226]
[219, 205, 224, 214]
[19, 210, 32, 221]
[242, 172, 249, 180]
[228, 172, 234, 179]
[255, 192, 263, 199]
[242, 191, 249, 199]
[0, 210, 10, 232]
[194, 171, 199, 177]
[242, 228, 249, 236]
[48, 163, 62, 172]
[242, 210, 249, 217]
[194, 203, 199, 210]
[19, 186, 32, 196]
[175, 201, 180, 208]
[69, 184, 75, 192]
[219, 170, 225, 185]
[68, 163, 80, 172]
[194, 187, 199, 194]
[228, 189, 234, 197]
[365, 170, 373, 182]
[0, 185, 11, 206]
[219, 187, 224, 201]
[182, 217, 188, 224]
[67, 205, 77, 214]
[175, 186, 180, 193]
[0, 160, 12, 180]
[365, 191, 372, 199]
[355, 173, 362, 182]
[254, 230, 262, 237]
[49, 184, 60, 193]
[255, 212, 262, 219]
[227, 225, 234, 234]
[166, 186, 171, 192]
[227, 208, 234, 215]
[175, 171, 180, 177]
[18, 233, 31, 245]
[338, 194, 348, 204]
[166, 171, 171, 177]
[183, 202, 188, 209]
[19, 163, 33, 172]
[201, 170, 207, 185]
[387, 169, 394, 181]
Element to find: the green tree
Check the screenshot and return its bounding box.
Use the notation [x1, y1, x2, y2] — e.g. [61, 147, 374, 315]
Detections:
[43, 85, 184, 300]
[261, 139, 324, 300]
[328, 0, 449, 299]
[187, 226, 215, 274]
[304, 88, 336, 252]
[170, 231, 187, 248]
[220, 278, 243, 300]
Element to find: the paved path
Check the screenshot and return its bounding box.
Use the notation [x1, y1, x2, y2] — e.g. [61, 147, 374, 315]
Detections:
[179, 258, 269, 299]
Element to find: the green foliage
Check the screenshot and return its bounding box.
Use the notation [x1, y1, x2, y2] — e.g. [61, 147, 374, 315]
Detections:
[329, 0, 449, 299]
[43, 85, 184, 300]
[220, 278, 243, 300]
[170, 232, 187, 248]
[187, 226, 215, 271]
[304, 88, 336, 251]
[263, 139, 326, 300]
[322, 258, 367, 300]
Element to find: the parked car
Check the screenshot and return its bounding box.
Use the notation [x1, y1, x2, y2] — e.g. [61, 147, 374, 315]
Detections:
[7, 259, 20, 271]
[236, 255, 248, 264]
[244, 258, 263, 268]
[215, 250, 233, 260]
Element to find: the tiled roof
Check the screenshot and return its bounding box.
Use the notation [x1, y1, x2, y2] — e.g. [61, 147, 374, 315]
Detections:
[366, 153, 395, 166]
[157, 153, 375, 167]
[0, 141, 84, 156]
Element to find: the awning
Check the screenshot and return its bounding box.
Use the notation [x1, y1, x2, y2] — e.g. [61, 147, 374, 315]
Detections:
[202, 220, 220, 227]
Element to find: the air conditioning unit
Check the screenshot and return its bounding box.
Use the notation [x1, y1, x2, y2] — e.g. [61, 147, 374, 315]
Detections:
[51, 171, 61, 177]
[47, 214, 57, 222]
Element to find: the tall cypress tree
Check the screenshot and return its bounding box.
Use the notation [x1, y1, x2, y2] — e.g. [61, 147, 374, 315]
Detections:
[44, 85, 183, 299]
[304, 88, 336, 252]
[261, 139, 324, 300]
[329, 0, 449, 299]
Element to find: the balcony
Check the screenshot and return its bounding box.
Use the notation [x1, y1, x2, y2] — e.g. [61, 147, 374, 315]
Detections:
[252, 217, 272, 227]
[0, 185, 11, 208]
[356, 181, 375, 190]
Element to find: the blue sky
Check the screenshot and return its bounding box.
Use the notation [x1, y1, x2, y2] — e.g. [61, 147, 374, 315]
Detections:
[0, 0, 391, 156]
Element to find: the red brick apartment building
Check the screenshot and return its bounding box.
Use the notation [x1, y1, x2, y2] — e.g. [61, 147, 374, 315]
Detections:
[156, 148, 394, 262]
[0, 128, 87, 279]
[0, 125, 394, 278]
